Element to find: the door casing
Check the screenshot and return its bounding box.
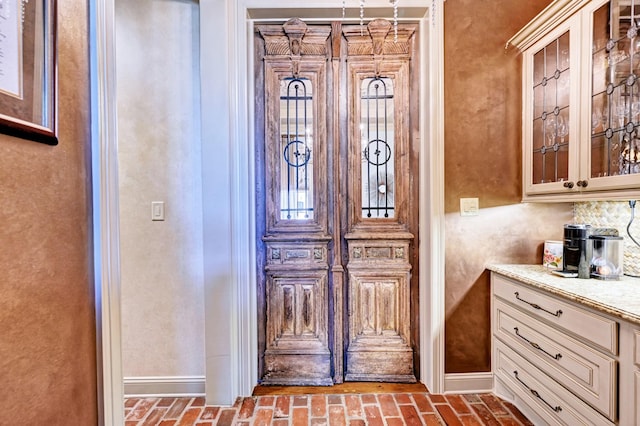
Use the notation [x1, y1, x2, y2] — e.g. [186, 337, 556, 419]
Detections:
[93, 1, 445, 419]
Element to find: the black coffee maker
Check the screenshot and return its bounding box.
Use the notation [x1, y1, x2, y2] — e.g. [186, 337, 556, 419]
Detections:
[563, 224, 591, 276]
[563, 224, 619, 277]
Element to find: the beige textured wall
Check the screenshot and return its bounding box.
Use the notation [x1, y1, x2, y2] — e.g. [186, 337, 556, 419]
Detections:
[0, 0, 97, 423]
[116, 0, 205, 378]
[443, 0, 574, 373]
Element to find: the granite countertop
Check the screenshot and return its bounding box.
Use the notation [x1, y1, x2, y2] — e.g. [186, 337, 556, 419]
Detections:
[487, 264, 640, 326]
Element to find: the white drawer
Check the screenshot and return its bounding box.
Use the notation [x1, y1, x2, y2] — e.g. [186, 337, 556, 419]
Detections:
[494, 298, 617, 421]
[493, 274, 618, 355]
[494, 341, 614, 426]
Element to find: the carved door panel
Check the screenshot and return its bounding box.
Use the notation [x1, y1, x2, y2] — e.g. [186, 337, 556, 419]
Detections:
[255, 19, 418, 385]
[342, 20, 417, 382]
[257, 19, 333, 386]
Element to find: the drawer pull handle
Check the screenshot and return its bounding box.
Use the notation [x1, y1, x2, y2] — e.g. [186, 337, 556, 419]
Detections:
[514, 327, 562, 360]
[513, 370, 562, 413]
[514, 292, 563, 317]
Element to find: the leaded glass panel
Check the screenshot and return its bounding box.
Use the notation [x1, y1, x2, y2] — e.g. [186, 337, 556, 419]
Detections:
[591, 1, 640, 177]
[532, 31, 570, 184]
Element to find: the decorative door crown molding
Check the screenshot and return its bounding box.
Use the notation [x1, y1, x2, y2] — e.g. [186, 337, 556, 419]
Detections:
[257, 18, 331, 58]
[342, 19, 416, 59]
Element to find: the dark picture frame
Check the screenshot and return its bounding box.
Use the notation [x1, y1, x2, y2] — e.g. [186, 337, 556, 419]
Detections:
[0, 0, 58, 145]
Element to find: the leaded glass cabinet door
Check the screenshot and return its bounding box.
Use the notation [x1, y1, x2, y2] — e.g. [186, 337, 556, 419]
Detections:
[523, 18, 582, 195]
[587, 0, 640, 190]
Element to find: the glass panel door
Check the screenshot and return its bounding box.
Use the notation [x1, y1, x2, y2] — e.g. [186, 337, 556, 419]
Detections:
[256, 18, 419, 385]
[532, 31, 571, 184]
[591, 0, 640, 178]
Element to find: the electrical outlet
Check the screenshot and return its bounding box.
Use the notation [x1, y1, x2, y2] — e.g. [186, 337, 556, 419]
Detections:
[460, 198, 479, 216]
[151, 201, 165, 221]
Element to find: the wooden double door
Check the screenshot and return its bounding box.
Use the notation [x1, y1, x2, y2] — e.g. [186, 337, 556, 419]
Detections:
[255, 18, 420, 385]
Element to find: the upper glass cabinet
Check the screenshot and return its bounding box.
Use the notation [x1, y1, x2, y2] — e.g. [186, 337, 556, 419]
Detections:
[591, 0, 640, 179]
[532, 31, 571, 186]
[510, 0, 640, 200]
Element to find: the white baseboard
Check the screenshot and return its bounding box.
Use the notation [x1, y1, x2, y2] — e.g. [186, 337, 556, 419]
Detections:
[123, 373, 491, 397]
[123, 375, 206, 398]
[443, 372, 494, 394]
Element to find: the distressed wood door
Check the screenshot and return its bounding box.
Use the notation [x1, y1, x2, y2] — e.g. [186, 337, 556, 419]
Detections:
[255, 18, 419, 386]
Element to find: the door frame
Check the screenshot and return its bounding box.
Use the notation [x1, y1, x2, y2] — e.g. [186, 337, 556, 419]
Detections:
[92, 0, 445, 421]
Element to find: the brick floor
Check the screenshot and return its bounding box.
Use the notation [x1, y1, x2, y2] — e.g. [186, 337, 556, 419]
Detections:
[124, 393, 533, 425]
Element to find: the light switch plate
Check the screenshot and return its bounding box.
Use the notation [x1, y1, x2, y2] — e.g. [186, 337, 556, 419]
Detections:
[151, 201, 165, 221]
[460, 197, 479, 216]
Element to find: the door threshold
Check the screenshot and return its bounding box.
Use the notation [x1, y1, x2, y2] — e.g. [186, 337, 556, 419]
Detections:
[253, 382, 427, 396]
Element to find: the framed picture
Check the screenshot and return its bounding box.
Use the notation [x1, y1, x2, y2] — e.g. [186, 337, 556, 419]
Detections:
[0, 0, 57, 145]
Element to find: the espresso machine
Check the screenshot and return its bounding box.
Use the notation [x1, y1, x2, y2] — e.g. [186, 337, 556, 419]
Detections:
[563, 224, 623, 279]
[563, 224, 591, 276]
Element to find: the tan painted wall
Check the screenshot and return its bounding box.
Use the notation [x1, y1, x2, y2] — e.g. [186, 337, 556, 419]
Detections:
[0, 0, 97, 424]
[443, 0, 573, 373]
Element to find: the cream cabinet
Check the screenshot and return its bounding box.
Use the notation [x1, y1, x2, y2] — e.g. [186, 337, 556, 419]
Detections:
[492, 272, 640, 425]
[619, 322, 640, 425]
[509, 0, 640, 201]
[492, 273, 617, 425]
[636, 330, 640, 425]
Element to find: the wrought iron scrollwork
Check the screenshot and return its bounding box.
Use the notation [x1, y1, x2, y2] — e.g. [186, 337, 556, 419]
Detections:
[361, 77, 395, 219]
[283, 141, 311, 167]
[281, 77, 313, 220]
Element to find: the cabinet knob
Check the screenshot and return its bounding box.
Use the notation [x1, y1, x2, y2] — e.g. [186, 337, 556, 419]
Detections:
[563, 181, 574, 189]
[576, 180, 588, 187]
